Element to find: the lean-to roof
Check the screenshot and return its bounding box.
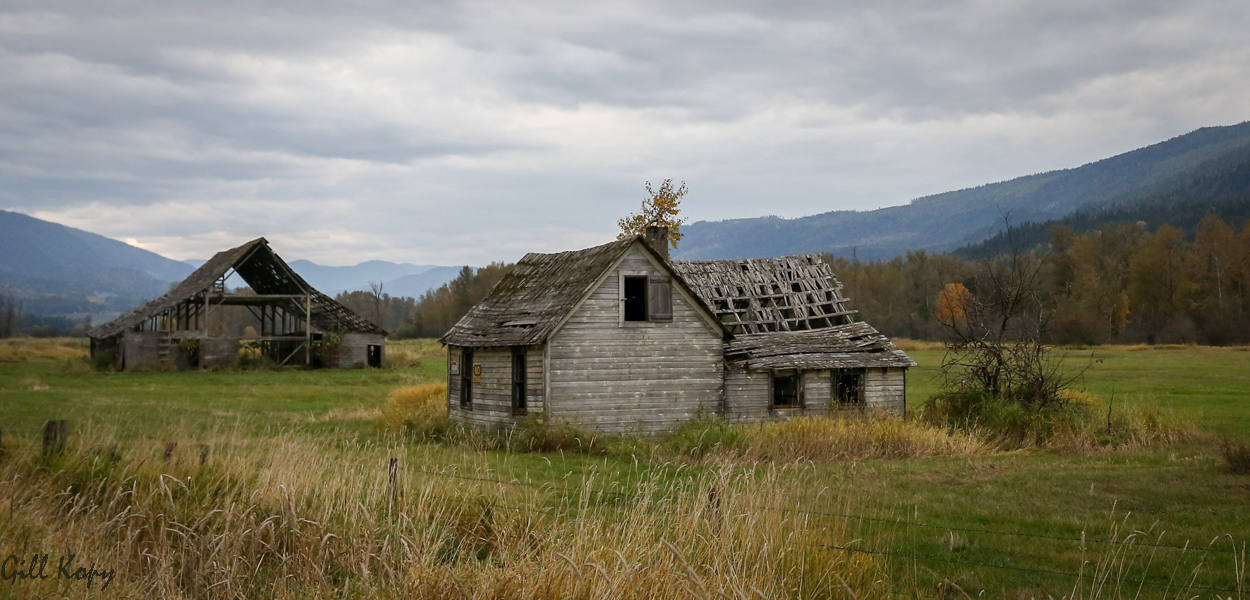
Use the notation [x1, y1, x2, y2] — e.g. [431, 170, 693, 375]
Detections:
[724, 321, 917, 371]
[88, 238, 384, 339]
[441, 237, 726, 347]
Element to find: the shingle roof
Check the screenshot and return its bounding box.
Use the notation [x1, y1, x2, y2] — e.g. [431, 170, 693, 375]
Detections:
[88, 238, 384, 339]
[724, 321, 917, 371]
[441, 236, 727, 347]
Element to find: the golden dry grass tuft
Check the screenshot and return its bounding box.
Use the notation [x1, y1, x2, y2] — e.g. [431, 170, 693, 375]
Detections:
[377, 382, 451, 437]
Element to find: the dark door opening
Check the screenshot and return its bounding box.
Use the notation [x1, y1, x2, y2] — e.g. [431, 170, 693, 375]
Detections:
[367, 344, 382, 368]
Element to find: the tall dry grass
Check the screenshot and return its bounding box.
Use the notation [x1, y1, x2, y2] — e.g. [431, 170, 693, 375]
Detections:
[377, 383, 451, 438]
[0, 425, 891, 599]
[0, 336, 88, 362]
[669, 416, 991, 464]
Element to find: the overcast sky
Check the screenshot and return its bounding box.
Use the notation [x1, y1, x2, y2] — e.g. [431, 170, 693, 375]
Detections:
[2, 1, 1248, 265]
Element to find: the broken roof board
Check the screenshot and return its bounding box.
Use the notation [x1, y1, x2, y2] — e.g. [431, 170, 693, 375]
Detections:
[670, 254, 856, 335]
[723, 321, 916, 371]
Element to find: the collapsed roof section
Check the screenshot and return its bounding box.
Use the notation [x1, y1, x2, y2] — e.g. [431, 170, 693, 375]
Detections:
[88, 238, 384, 340]
[724, 321, 916, 371]
[670, 254, 856, 335]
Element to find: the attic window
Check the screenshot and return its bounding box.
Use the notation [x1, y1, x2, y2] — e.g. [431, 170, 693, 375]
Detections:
[621, 274, 673, 323]
[624, 277, 648, 321]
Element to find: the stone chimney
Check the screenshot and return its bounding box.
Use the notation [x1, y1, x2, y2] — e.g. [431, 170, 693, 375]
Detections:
[644, 225, 670, 261]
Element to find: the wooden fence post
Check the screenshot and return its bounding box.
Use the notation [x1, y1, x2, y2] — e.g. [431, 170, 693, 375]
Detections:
[42, 420, 61, 455]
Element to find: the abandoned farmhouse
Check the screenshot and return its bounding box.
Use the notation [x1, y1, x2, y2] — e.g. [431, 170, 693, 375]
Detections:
[441, 227, 916, 433]
[88, 238, 386, 371]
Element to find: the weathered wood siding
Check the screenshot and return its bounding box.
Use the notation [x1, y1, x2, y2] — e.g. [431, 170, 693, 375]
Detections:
[724, 364, 768, 422]
[724, 366, 832, 422]
[865, 367, 906, 415]
[448, 344, 545, 429]
[547, 246, 723, 433]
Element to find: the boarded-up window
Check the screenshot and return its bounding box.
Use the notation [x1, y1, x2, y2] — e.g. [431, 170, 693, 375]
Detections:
[511, 347, 527, 415]
[771, 371, 801, 408]
[460, 348, 473, 409]
[834, 369, 864, 404]
[648, 276, 672, 322]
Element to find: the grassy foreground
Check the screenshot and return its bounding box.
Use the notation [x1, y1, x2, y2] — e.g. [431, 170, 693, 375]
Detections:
[0, 338, 1247, 598]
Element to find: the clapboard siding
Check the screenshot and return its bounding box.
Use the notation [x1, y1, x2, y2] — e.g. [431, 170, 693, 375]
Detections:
[448, 344, 545, 429]
[866, 367, 906, 415]
[547, 247, 723, 434]
[827, 367, 906, 417]
[724, 366, 832, 422]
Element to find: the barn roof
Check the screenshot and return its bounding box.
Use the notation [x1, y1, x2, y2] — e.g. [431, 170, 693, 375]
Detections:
[724, 321, 916, 371]
[670, 254, 856, 336]
[441, 236, 726, 347]
[88, 238, 385, 339]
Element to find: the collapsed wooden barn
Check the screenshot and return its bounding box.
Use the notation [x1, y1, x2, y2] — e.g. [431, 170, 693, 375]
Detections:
[441, 227, 915, 433]
[88, 238, 386, 371]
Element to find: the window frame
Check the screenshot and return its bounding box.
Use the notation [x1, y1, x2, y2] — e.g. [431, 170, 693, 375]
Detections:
[623, 275, 649, 322]
[511, 346, 527, 415]
[460, 348, 474, 409]
[618, 271, 673, 325]
[833, 368, 865, 406]
[769, 370, 804, 409]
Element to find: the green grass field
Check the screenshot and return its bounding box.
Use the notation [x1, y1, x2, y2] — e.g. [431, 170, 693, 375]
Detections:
[1, 338, 1247, 598]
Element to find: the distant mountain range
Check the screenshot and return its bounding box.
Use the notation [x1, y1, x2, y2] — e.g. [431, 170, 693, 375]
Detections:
[674, 121, 1250, 260]
[0, 210, 195, 316]
[6, 120, 1250, 321]
[0, 211, 462, 318]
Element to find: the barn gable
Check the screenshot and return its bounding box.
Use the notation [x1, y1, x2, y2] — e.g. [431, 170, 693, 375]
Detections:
[88, 238, 385, 370]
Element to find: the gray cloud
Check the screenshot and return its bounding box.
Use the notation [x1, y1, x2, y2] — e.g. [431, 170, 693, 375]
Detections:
[1, 0, 1248, 264]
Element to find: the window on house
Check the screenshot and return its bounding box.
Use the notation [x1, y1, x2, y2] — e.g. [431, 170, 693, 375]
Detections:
[622, 274, 673, 323]
[624, 276, 648, 321]
[771, 371, 801, 408]
[460, 348, 473, 409]
[834, 369, 864, 404]
[511, 347, 527, 415]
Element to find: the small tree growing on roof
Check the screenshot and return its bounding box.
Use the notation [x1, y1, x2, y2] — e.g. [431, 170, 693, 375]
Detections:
[617, 179, 689, 249]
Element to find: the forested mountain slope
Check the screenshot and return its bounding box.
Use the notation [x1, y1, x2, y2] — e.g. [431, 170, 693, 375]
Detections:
[0, 210, 194, 315]
[674, 121, 1250, 260]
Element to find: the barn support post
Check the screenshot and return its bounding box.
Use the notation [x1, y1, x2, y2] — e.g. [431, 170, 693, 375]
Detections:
[305, 294, 312, 366]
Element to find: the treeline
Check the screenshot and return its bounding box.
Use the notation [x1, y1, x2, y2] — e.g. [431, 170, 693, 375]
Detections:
[390, 263, 513, 339]
[334, 289, 415, 333]
[833, 214, 1250, 345]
